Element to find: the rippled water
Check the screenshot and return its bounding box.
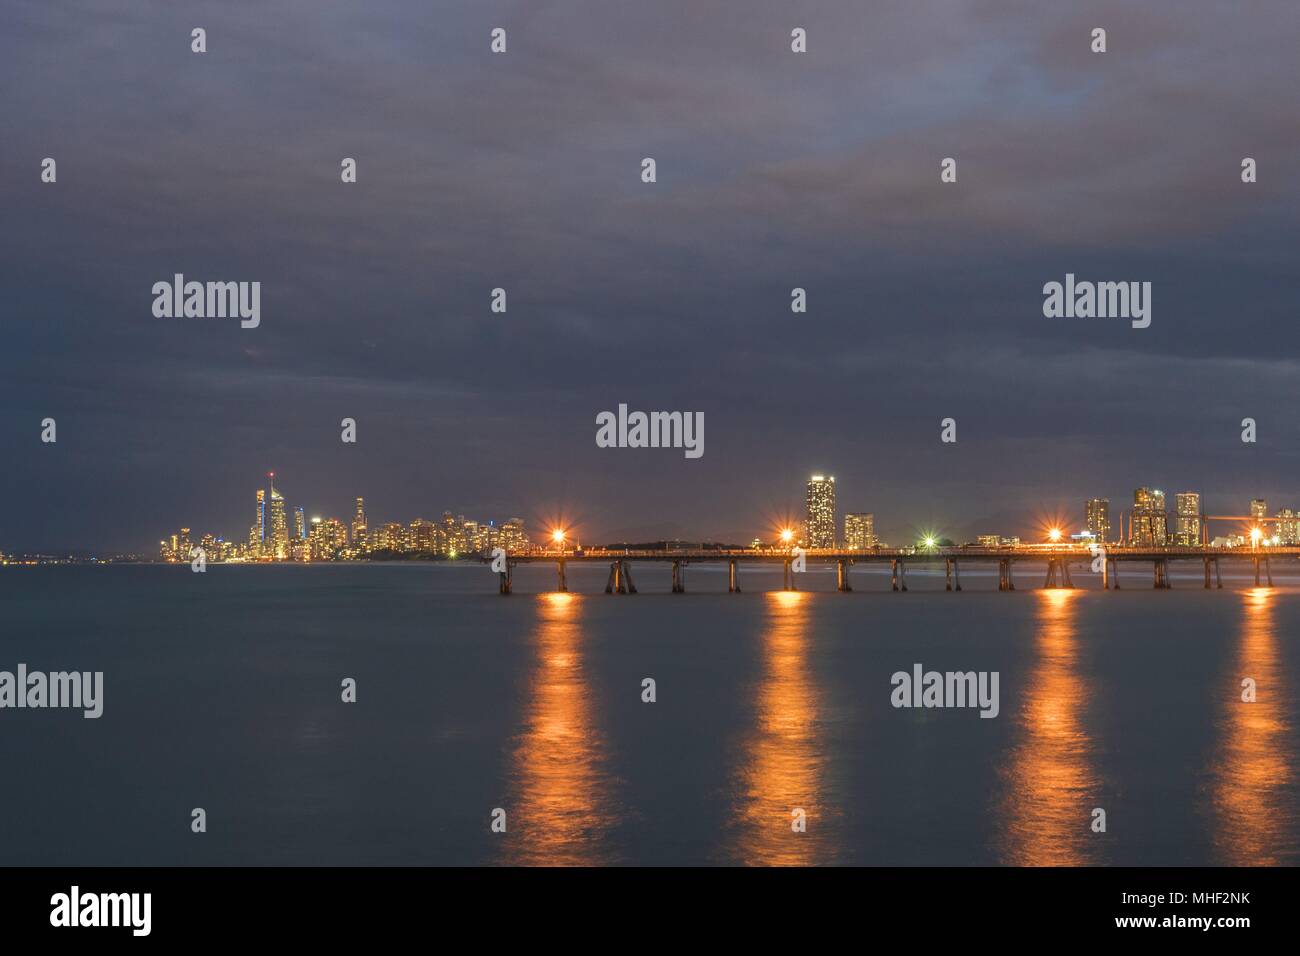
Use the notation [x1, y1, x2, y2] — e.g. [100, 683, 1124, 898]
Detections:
[1, 562, 1297, 865]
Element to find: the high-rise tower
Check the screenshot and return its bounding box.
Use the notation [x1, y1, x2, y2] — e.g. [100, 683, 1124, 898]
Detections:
[843, 512, 875, 550]
[352, 497, 367, 546]
[1175, 492, 1202, 546]
[805, 475, 836, 549]
[269, 473, 289, 559]
[1131, 487, 1167, 546]
[1085, 498, 1110, 543]
[253, 489, 267, 555]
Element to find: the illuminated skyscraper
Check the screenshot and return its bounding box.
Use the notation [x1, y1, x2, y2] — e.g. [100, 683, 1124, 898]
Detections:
[1274, 508, 1298, 545]
[1085, 498, 1110, 543]
[255, 490, 266, 545]
[500, 517, 528, 553]
[373, 521, 406, 552]
[309, 516, 349, 559]
[294, 507, 307, 542]
[439, 512, 465, 555]
[268, 473, 289, 559]
[1174, 492, 1202, 546]
[805, 475, 836, 548]
[1131, 487, 1167, 546]
[352, 497, 367, 546]
[409, 519, 438, 552]
[1247, 497, 1271, 541]
[463, 519, 487, 553]
[843, 512, 875, 550]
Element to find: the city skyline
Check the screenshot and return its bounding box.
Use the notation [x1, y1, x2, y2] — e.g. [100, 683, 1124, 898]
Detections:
[125, 468, 1300, 564]
[158, 470, 532, 563]
[8, 461, 1300, 558]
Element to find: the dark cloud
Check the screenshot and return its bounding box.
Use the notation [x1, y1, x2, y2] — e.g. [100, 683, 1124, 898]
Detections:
[3, 1, 1299, 550]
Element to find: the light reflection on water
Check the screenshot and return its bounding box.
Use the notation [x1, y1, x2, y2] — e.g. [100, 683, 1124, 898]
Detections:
[492, 582, 1296, 865]
[1209, 588, 1294, 864]
[722, 590, 835, 865]
[8, 567, 1300, 864]
[501, 593, 618, 865]
[998, 589, 1101, 865]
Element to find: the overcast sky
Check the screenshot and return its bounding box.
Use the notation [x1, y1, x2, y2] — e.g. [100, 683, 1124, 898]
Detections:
[4, 1, 1300, 551]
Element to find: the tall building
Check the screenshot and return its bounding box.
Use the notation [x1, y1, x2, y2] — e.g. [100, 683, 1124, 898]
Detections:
[373, 521, 407, 552]
[255, 489, 266, 546]
[1249, 498, 1270, 539]
[1276, 508, 1299, 545]
[309, 517, 349, 559]
[1085, 498, 1111, 543]
[500, 517, 528, 553]
[268, 474, 289, 559]
[805, 475, 836, 548]
[441, 512, 466, 555]
[1131, 487, 1168, 546]
[843, 513, 875, 550]
[409, 518, 439, 552]
[1174, 492, 1202, 546]
[294, 507, 307, 542]
[352, 497, 367, 546]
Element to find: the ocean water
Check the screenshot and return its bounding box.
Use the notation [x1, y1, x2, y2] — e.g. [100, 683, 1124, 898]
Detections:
[1, 561, 1298, 866]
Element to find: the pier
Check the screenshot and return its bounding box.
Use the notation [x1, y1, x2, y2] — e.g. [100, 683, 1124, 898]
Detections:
[487, 546, 1293, 595]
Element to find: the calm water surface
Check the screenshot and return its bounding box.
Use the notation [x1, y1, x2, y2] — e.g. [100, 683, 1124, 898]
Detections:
[1, 562, 1297, 865]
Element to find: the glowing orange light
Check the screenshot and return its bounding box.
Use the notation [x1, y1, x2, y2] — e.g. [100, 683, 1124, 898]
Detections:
[551, 529, 566, 544]
[1048, 528, 1063, 543]
[780, 528, 794, 544]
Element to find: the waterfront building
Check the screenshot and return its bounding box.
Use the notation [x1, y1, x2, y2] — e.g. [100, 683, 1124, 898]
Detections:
[1131, 487, 1168, 546]
[1085, 498, 1111, 543]
[500, 518, 528, 553]
[1276, 508, 1299, 545]
[352, 497, 367, 546]
[805, 475, 836, 548]
[1174, 492, 1202, 546]
[268, 475, 289, 559]
[844, 512, 876, 550]
[409, 519, 439, 553]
